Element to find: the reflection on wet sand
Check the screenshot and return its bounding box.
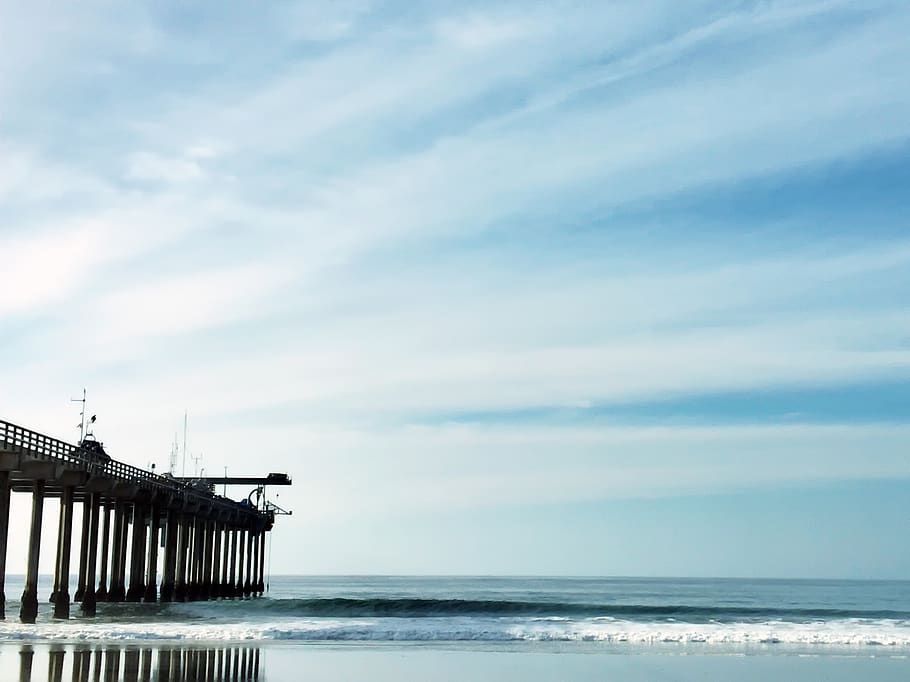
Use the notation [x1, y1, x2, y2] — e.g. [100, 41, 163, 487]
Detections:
[15, 644, 262, 681]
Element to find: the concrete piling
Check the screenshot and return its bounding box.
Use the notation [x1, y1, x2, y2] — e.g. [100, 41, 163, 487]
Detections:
[19, 480, 45, 623]
[52, 486, 75, 619]
[95, 502, 112, 601]
[0, 471, 12, 620]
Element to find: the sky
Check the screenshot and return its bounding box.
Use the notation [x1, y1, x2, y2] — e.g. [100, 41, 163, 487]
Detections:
[1, 0, 909, 579]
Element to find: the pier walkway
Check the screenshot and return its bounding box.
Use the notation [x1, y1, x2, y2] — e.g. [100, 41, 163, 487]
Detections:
[0, 418, 285, 622]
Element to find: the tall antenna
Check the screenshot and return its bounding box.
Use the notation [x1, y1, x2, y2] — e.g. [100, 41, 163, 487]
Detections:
[169, 433, 179, 475]
[71, 388, 87, 443]
[182, 409, 188, 477]
[191, 451, 203, 477]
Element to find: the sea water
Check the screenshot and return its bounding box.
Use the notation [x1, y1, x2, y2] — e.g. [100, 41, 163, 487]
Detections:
[1, 576, 908, 680]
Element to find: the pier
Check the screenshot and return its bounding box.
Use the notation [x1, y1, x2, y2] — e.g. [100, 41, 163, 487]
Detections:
[0, 418, 289, 623]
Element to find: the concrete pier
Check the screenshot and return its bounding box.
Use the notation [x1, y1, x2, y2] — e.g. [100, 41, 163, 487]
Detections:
[0, 417, 285, 622]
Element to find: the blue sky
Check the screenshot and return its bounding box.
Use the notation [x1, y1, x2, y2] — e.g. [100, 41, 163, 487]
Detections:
[1, 0, 909, 578]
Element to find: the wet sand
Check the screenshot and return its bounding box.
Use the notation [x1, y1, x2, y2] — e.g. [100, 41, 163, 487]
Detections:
[1, 641, 908, 681]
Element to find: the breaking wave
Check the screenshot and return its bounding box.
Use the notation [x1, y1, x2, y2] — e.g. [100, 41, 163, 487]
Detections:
[194, 597, 910, 622]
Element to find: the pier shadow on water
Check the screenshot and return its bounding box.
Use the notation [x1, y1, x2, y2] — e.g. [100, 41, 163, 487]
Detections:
[13, 644, 261, 682]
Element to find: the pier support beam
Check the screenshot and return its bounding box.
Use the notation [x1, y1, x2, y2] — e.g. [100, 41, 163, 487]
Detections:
[19, 480, 46, 623]
[257, 530, 267, 594]
[127, 504, 146, 601]
[250, 531, 259, 596]
[201, 520, 213, 600]
[80, 493, 101, 616]
[52, 486, 75, 619]
[187, 517, 200, 601]
[143, 505, 160, 602]
[174, 515, 189, 602]
[235, 528, 246, 596]
[95, 502, 112, 601]
[244, 528, 253, 596]
[0, 471, 10, 619]
[108, 501, 127, 601]
[160, 510, 178, 602]
[227, 528, 237, 598]
[220, 525, 230, 598]
[74, 498, 91, 602]
[212, 522, 223, 598]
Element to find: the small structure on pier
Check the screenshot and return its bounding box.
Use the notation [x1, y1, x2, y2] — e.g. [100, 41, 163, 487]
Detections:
[0, 418, 291, 623]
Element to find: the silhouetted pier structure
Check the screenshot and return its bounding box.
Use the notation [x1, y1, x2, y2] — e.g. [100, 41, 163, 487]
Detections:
[0, 418, 290, 623]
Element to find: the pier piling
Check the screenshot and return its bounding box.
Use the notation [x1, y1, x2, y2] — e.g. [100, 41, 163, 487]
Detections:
[0, 471, 11, 619]
[52, 486, 74, 619]
[20, 480, 45, 623]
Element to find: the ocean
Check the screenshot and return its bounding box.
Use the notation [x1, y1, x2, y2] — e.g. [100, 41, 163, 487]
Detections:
[1, 575, 909, 680]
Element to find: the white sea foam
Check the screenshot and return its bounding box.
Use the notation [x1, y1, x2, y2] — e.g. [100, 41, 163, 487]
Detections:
[2, 618, 910, 647]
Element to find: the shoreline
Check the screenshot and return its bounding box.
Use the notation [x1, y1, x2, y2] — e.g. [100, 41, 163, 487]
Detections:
[1, 641, 908, 682]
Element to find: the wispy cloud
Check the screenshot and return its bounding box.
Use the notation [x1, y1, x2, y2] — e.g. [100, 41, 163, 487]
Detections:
[2, 1, 909, 573]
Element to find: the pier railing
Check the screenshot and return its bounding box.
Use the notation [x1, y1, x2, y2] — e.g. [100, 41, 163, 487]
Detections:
[0, 418, 263, 518]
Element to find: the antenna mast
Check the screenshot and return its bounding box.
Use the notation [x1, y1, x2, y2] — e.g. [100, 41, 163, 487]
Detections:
[169, 433, 179, 475]
[71, 388, 87, 443]
[182, 409, 188, 477]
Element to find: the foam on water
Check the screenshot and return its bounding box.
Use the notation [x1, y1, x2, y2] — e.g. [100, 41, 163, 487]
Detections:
[2, 617, 910, 647]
